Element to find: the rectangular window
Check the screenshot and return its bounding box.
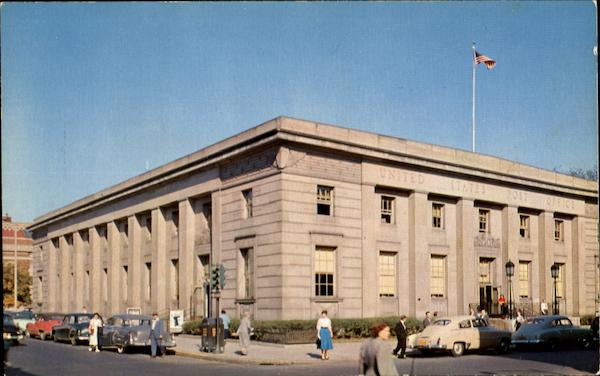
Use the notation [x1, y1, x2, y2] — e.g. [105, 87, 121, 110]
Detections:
[171, 259, 179, 307]
[432, 203, 444, 228]
[379, 252, 396, 297]
[519, 215, 530, 238]
[554, 220, 563, 241]
[145, 262, 152, 301]
[315, 247, 335, 296]
[240, 248, 254, 298]
[84, 271, 90, 305]
[555, 263, 565, 298]
[122, 266, 128, 303]
[479, 258, 493, 284]
[430, 255, 446, 297]
[381, 196, 394, 224]
[479, 209, 490, 233]
[198, 255, 210, 283]
[102, 268, 108, 304]
[518, 261, 530, 298]
[243, 189, 253, 218]
[317, 186, 333, 216]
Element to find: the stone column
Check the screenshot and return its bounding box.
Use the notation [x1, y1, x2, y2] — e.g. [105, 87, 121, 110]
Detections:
[360, 184, 378, 317]
[73, 232, 84, 312]
[538, 211, 554, 310]
[502, 205, 519, 314]
[107, 221, 120, 315]
[571, 216, 583, 316]
[456, 198, 476, 314]
[409, 191, 429, 317]
[151, 208, 167, 316]
[210, 190, 222, 318]
[89, 226, 101, 313]
[128, 215, 142, 311]
[47, 239, 58, 312]
[59, 236, 70, 313]
[179, 199, 195, 319]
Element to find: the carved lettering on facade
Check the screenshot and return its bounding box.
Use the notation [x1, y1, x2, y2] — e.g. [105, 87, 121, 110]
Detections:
[379, 167, 424, 185]
[507, 189, 528, 204]
[545, 197, 575, 211]
[473, 234, 501, 248]
[449, 179, 486, 196]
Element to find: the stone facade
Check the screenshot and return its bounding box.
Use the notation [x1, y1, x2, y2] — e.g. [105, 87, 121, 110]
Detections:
[28, 117, 599, 320]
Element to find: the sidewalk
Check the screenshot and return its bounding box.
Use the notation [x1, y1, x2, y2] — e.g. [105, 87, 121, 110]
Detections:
[173, 335, 365, 365]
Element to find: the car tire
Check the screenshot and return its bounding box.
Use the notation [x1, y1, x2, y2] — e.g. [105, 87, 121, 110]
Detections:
[497, 339, 510, 354]
[40, 332, 46, 341]
[117, 345, 126, 354]
[70, 334, 78, 346]
[451, 342, 465, 357]
[25, 330, 31, 338]
[548, 339, 558, 351]
[53, 332, 59, 342]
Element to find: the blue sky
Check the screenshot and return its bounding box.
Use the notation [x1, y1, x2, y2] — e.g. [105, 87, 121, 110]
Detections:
[1, 2, 597, 223]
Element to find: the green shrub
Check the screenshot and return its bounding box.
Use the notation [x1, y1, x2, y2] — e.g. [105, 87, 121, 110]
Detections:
[183, 316, 422, 343]
[580, 314, 596, 326]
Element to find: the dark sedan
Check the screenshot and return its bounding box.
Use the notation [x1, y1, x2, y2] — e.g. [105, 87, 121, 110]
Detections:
[3, 313, 24, 346]
[52, 313, 94, 345]
[100, 314, 175, 354]
[512, 315, 593, 350]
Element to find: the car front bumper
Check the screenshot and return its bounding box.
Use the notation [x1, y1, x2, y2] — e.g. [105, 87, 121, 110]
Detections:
[3, 333, 24, 342]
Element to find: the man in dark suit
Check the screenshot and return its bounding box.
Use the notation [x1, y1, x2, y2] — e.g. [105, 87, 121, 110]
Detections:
[150, 312, 165, 358]
[393, 315, 407, 358]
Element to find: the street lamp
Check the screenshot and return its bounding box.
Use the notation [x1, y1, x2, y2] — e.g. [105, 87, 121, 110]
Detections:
[505, 260, 515, 319]
[551, 263, 560, 315]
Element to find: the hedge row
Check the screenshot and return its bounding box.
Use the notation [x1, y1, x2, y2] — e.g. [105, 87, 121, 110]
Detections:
[182, 316, 422, 342]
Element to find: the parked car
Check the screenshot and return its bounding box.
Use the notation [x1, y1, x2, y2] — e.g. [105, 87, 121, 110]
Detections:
[414, 315, 512, 357]
[52, 313, 93, 345]
[511, 315, 593, 350]
[100, 314, 176, 354]
[26, 313, 64, 340]
[3, 313, 24, 346]
[6, 310, 36, 333]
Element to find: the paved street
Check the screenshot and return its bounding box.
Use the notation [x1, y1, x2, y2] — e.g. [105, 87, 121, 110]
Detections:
[5, 337, 598, 376]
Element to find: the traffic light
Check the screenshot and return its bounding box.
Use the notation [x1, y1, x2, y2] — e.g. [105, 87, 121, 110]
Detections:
[211, 265, 220, 290]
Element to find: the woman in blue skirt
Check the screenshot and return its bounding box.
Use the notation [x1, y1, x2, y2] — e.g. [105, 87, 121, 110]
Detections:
[316, 310, 333, 360]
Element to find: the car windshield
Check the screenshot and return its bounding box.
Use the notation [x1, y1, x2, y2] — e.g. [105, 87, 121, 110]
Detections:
[77, 316, 91, 324]
[3, 314, 15, 325]
[129, 319, 150, 326]
[13, 311, 34, 320]
[433, 319, 451, 326]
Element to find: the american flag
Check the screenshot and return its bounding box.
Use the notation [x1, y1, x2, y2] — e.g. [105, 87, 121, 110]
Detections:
[474, 51, 496, 70]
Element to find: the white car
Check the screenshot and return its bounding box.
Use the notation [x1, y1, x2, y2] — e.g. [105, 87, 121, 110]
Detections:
[414, 315, 512, 357]
[6, 311, 35, 333]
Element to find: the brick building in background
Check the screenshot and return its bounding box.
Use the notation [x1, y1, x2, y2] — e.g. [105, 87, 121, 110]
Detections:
[3, 215, 33, 308]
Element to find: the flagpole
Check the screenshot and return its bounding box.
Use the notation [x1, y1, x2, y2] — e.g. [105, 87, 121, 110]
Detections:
[472, 42, 476, 153]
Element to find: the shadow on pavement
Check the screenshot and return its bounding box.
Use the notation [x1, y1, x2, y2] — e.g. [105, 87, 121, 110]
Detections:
[306, 352, 322, 359]
[501, 347, 599, 374]
[6, 366, 38, 376]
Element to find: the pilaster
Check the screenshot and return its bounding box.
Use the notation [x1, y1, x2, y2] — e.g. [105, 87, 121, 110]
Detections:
[456, 198, 476, 314]
[179, 199, 195, 319]
[107, 221, 120, 314]
[59, 236, 70, 313]
[129, 215, 142, 310]
[571, 216, 583, 315]
[89, 226, 101, 313]
[73, 232, 84, 311]
[151, 208, 167, 315]
[502, 205, 519, 311]
[538, 211, 554, 308]
[409, 191, 428, 317]
[360, 184, 377, 317]
[47, 239, 58, 311]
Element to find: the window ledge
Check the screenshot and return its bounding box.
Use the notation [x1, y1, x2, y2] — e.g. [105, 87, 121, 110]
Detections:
[235, 298, 256, 305]
[311, 297, 343, 303]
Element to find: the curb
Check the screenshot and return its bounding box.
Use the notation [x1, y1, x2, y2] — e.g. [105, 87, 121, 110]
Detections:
[174, 349, 312, 365]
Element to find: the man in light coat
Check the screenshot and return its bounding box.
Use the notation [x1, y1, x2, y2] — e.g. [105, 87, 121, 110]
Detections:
[150, 313, 165, 358]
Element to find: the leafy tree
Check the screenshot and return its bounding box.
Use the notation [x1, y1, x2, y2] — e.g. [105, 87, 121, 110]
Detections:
[554, 165, 598, 181]
[3, 264, 32, 307]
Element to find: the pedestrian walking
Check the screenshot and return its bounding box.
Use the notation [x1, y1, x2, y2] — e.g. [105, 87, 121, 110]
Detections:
[359, 322, 399, 376]
[97, 314, 104, 351]
[515, 309, 525, 331]
[88, 313, 102, 352]
[422, 311, 433, 329]
[150, 312, 165, 358]
[236, 311, 253, 355]
[316, 310, 333, 360]
[219, 310, 231, 339]
[392, 315, 407, 358]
